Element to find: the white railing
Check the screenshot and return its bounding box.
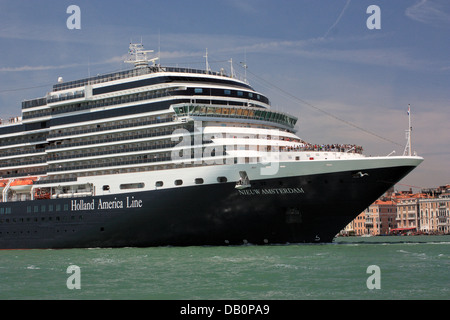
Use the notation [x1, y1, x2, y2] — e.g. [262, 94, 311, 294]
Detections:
[0, 116, 22, 127]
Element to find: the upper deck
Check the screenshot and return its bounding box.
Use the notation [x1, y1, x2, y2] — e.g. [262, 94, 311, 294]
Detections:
[52, 65, 252, 92]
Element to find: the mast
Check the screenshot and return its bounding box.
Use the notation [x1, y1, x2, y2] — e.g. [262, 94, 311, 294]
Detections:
[229, 58, 235, 78]
[240, 48, 248, 84]
[204, 48, 210, 74]
[403, 104, 412, 156]
[125, 42, 158, 68]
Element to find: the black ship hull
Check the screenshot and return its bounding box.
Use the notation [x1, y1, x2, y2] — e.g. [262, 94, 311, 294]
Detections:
[0, 164, 417, 249]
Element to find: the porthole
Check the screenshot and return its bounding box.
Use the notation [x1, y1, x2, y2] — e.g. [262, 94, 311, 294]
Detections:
[217, 177, 227, 183]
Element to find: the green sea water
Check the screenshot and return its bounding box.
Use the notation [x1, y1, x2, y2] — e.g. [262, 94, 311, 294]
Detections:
[0, 236, 448, 300]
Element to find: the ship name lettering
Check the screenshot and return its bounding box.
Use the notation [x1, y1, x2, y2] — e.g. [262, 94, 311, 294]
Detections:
[98, 198, 123, 210]
[238, 188, 305, 196]
[71, 199, 95, 211]
[127, 196, 143, 208]
[71, 197, 143, 211]
[238, 189, 260, 195]
[262, 188, 305, 195]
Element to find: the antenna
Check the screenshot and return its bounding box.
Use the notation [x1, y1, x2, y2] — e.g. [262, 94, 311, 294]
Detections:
[158, 28, 161, 66]
[229, 58, 235, 78]
[240, 48, 248, 83]
[403, 104, 412, 156]
[204, 48, 210, 73]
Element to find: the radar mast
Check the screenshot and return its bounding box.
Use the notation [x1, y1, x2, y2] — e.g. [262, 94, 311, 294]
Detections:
[125, 42, 159, 68]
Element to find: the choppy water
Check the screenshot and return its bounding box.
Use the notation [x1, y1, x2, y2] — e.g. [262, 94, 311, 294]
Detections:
[0, 236, 448, 301]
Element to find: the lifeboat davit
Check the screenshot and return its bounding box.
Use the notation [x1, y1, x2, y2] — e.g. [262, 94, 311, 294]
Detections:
[10, 177, 36, 193]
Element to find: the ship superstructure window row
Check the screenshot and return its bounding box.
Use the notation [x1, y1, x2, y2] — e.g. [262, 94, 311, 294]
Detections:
[187, 87, 269, 106]
[22, 87, 180, 120]
[0, 146, 45, 159]
[0, 135, 48, 149]
[0, 156, 47, 169]
[1, 167, 47, 179]
[47, 125, 188, 151]
[48, 152, 173, 173]
[92, 75, 253, 96]
[47, 140, 180, 162]
[173, 104, 297, 129]
[51, 66, 250, 92]
[23, 85, 269, 121]
[48, 115, 173, 139]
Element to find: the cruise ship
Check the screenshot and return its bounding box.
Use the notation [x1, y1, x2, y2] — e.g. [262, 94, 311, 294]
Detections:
[0, 43, 423, 249]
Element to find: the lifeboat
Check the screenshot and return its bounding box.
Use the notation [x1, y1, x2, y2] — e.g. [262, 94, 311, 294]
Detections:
[0, 179, 8, 192]
[10, 177, 36, 193]
[34, 188, 51, 200]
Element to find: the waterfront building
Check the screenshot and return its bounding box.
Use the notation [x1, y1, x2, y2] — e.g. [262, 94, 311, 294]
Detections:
[419, 185, 450, 234]
[365, 200, 397, 235]
[419, 198, 439, 233]
[438, 189, 450, 234]
[394, 193, 423, 232]
[341, 185, 450, 237]
[343, 212, 367, 236]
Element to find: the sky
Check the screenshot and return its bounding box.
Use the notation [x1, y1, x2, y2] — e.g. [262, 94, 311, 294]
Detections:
[0, 0, 449, 190]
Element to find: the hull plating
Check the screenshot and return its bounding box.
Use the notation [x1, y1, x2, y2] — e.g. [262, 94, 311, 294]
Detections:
[0, 164, 417, 249]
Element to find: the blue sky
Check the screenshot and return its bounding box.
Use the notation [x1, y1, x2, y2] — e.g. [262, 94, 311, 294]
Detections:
[0, 0, 449, 190]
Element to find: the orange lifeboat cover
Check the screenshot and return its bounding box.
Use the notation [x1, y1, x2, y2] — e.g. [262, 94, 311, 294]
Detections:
[11, 179, 34, 186]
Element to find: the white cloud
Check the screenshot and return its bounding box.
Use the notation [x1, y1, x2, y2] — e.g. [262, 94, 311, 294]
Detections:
[0, 64, 81, 72]
[323, 0, 352, 38]
[405, 0, 450, 26]
[0, 55, 126, 73]
[225, 0, 260, 15]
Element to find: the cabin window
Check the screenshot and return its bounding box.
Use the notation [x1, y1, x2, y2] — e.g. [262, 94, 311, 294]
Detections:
[194, 88, 203, 94]
[175, 180, 183, 186]
[120, 183, 145, 190]
[195, 178, 204, 185]
[155, 181, 164, 187]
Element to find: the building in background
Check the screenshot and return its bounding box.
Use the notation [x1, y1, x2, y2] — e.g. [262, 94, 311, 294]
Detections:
[340, 185, 450, 236]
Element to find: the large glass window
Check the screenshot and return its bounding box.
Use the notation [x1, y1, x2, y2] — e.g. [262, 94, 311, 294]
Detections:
[120, 183, 145, 190]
